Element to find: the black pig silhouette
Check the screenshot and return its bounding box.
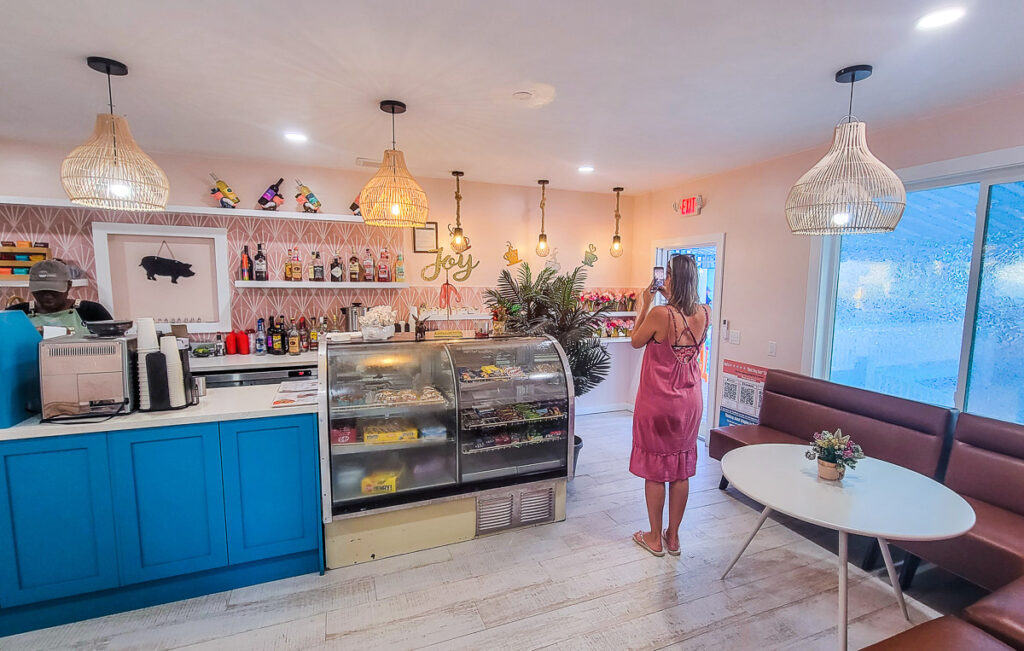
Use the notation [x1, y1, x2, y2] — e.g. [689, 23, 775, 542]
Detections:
[139, 256, 196, 284]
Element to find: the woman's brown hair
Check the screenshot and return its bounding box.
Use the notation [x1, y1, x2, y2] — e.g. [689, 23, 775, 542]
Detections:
[667, 254, 700, 316]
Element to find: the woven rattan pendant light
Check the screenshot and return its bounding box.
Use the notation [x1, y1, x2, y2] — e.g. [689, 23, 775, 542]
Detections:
[785, 65, 905, 235]
[449, 171, 470, 253]
[61, 57, 169, 211]
[360, 100, 429, 228]
[609, 186, 624, 257]
[535, 180, 550, 257]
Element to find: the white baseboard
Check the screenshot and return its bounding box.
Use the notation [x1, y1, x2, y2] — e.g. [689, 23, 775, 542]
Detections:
[575, 402, 634, 416]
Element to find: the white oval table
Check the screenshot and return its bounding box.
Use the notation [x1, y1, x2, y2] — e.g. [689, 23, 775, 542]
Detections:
[720, 444, 975, 651]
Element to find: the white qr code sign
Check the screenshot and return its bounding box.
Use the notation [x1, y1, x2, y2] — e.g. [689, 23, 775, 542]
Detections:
[718, 359, 769, 427]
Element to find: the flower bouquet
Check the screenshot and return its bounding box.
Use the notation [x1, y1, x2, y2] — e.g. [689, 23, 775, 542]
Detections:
[359, 305, 398, 341]
[490, 305, 510, 336]
[625, 290, 637, 311]
[805, 429, 864, 480]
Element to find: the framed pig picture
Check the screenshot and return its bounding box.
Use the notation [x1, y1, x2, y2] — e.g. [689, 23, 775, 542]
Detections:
[92, 222, 231, 333]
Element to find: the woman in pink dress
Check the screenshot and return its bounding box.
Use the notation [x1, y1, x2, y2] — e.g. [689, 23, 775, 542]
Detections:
[629, 254, 709, 556]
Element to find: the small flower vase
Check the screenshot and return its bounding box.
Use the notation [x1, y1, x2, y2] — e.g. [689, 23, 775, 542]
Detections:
[817, 458, 845, 481]
[492, 320, 506, 336]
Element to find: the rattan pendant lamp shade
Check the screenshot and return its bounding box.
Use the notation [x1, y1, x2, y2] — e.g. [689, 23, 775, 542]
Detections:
[61, 57, 169, 211]
[360, 100, 429, 228]
[785, 65, 905, 235]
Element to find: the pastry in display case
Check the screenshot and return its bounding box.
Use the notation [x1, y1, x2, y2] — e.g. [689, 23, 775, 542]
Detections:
[320, 336, 573, 518]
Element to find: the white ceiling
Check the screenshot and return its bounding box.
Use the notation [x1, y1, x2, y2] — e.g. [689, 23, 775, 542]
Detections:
[2, 0, 1024, 193]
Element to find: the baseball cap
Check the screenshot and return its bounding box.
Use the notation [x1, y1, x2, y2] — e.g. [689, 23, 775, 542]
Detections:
[29, 260, 71, 293]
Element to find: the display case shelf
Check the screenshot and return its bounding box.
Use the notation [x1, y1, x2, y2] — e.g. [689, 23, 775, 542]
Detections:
[332, 438, 452, 455]
[329, 399, 447, 416]
[462, 414, 567, 431]
[462, 436, 567, 455]
[237, 280, 409, 290]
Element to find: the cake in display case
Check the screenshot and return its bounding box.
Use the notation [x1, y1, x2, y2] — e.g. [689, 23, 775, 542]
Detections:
[321, 336, 573, 517]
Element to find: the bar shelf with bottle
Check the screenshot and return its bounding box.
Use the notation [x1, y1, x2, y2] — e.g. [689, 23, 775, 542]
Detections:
[238, 241, 407, 286]
[321, 336, 573, 517]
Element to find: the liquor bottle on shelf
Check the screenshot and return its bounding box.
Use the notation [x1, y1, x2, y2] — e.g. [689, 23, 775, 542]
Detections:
[395, 253, 405, 282]
[307, 252, 316, 282]
[287, 319, 300, 356]
[239, 245, 252, 281]
[266, 315, 275, 352]
[348, 249, 361, 282]
[257, 178, 285, 211]
[309, 316, 319, 351]
[254, 318, 267, 355]
[329, 313, 341, 334]
[215, 333, 226, 356]
[298, 317, 310, 352]
[313, 252, 325, 281]
[284, 249, 294, 281]
[318, 316, 329, 342]
[329, 253, 342, 283]
[253, 243, 268, 281]
[362, 248, 375, 282]
[377, 247, 391, 283]
[271, 316, 286, 355]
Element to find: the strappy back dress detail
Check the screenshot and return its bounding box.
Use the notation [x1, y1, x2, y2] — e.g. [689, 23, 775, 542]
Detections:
[629, 303, 709, 482]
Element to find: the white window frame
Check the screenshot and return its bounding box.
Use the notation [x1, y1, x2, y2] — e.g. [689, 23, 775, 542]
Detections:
[807, 146, 1024, 412]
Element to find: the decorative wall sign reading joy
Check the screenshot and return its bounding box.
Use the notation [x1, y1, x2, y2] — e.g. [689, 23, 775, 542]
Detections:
[420, 246, 480, 282]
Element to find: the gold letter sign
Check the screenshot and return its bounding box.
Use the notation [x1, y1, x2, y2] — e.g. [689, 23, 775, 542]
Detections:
[420, 247, 480, 282]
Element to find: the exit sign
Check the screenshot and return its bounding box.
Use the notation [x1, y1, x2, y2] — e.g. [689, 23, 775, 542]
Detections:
[674, 195, 704, 217]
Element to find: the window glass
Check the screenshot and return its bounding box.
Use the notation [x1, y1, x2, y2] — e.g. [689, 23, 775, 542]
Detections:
[829, 183, 978, 406]
[967, 181, 1024, 424]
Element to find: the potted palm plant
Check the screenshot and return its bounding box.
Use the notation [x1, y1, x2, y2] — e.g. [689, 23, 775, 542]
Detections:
[485, 264, 612, 475]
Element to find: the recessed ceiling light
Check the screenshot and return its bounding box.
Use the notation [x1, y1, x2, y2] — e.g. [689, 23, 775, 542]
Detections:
[284, 132, 308, 143]
[578, 165, 595, 173]
[916, 7, 965, 30]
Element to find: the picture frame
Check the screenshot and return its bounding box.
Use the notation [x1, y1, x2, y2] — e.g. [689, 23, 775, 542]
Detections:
[92, 222, 231, 333]
[413, 221, 439, 253]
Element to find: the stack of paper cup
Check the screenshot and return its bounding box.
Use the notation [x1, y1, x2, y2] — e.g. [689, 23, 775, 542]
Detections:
[160, 335, 186, 408]
[136, 317, 159, 410]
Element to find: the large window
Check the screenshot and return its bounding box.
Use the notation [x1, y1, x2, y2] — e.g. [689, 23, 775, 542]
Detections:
[966, 181, 1024, 423]
[824, 173, 1024, 425]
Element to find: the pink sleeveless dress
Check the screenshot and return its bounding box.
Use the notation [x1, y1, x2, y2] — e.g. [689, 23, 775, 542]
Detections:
[629, 304, 709, 482]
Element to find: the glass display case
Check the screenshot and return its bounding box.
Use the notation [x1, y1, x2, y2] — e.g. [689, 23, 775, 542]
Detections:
[320, 336, 572, 517]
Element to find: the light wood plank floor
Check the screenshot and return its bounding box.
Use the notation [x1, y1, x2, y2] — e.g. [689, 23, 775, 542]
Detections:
[7, 411, 980, 650]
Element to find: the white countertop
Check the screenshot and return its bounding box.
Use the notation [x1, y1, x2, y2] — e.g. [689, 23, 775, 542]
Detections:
[189, 351, 319, 372]
[721, 444, 975, 540]
[1, 384, 318, 441]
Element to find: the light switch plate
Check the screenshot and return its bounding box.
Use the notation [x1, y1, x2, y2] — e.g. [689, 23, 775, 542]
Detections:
[768, 341, 777, 357]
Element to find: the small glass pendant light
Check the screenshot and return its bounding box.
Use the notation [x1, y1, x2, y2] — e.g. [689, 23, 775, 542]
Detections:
[360, 100, 430, 228]
[61, 57, 169, 211]
[785, 65, 905, 235]
[535, 179, 550, 257]
[449, 171, 470, 253]
[609, 186, 624, 258]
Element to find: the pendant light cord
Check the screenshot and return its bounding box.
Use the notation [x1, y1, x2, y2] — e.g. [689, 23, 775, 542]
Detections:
[847, 78, 855, 123]
[105, 64, 119, 165]
[540, 183, 546, 233]
[614, 190, 621, 236]
[391, 109, 396, 150]
[454, 175, 462, 227]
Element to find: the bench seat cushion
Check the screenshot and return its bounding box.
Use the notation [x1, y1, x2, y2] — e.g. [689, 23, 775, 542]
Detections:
[964, 577, 1024, 649]
[863, 615, 1012, 650]
[708, 424, 804, 461]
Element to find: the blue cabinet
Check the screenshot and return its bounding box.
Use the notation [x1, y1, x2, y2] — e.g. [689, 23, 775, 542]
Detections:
[108, 423, 228, 585]
[220, 414, 319, 564]
[0, 434, 119, 607]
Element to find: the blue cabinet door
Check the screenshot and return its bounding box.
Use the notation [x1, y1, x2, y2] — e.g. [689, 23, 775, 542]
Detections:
[109, 423, 228, 585]
[220, 415, 319, 564]
[0, 434, 119, 607]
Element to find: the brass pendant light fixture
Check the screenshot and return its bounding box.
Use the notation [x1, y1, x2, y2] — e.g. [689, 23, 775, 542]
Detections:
[535, 180, 550, 257]
[785, 65, 905, 235]
[60, 56, 169, 211]
[449, 171, 470, 253]
[360, 100, 429, 228]
[609, 186, 624, 258]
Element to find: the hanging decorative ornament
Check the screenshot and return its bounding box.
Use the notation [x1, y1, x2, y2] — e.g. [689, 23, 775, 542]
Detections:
[449, 171, 471, 252]
[61, 57, 169, 211]
[535, 179, 550, 257]
[544, 248, 561, 272]
[582, 243, 598, 267]
[609, 186, 624, 257]
[360, 100, 429, 227]
[503, 241, 522, 266]
[294, 179, 322, 213]
[785, 65, 905, 235]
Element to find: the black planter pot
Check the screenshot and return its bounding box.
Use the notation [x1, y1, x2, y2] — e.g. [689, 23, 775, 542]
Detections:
[572, 435, 583, 477]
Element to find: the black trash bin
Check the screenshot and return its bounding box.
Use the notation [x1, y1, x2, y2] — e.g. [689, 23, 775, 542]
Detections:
[572, 435, 583, 476]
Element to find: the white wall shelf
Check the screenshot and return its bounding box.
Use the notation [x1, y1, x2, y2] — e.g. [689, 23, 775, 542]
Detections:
[422, 312, 491, 321]
[599, 311, 638, 317]
[598, 337, 634, 344]
[234, 280, 409, 290]
[0, 196, 363, 224]
[0, 278, 90, 289]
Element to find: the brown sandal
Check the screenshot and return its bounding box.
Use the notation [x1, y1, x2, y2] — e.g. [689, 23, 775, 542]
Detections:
[633, 531, 666, 557]
[662, 530, 681, 556]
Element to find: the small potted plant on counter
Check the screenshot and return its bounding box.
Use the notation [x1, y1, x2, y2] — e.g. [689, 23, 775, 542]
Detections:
[806, 429, 865, 480]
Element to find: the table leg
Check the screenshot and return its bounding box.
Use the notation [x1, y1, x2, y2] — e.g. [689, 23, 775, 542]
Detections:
[838, 530, 849, 651]
[877, 537, 910, 621]
[720, 506, 771, 579]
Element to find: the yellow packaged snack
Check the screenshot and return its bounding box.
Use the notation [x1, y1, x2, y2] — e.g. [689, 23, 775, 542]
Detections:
[361, 469, 402, 494]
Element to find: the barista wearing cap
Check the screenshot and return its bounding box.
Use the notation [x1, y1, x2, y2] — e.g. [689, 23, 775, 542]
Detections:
[6, 260, 112, 335]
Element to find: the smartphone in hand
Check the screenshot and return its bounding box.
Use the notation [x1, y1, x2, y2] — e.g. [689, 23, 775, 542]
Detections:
[650, 266, 665, 294]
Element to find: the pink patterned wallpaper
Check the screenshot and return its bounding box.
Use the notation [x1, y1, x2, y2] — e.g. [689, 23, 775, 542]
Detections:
[1, 203, 637, 336]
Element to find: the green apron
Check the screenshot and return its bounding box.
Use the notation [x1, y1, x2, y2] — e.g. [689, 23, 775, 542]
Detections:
[28, 300, 89, 337]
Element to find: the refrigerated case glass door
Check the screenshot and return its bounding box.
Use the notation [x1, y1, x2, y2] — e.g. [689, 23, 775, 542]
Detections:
[449, 337, 570, 483]
[326, 341, 458, 513]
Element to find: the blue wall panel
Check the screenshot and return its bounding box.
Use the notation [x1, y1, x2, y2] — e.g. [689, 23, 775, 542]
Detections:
[220, 414, 319, 564]
[109, 423, 228, 584]
[0, 434, 118, 607]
